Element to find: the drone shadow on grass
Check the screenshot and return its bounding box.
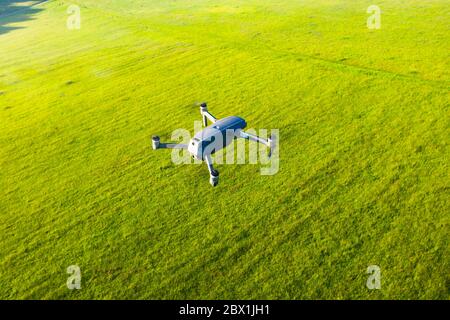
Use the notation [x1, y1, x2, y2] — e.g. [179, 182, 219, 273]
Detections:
[0, 0, 45, 36]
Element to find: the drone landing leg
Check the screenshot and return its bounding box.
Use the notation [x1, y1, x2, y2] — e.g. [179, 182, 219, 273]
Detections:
[205, 154, 219, 187]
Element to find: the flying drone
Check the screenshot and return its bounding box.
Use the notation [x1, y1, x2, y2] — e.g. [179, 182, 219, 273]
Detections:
[152, 103, 276, 187]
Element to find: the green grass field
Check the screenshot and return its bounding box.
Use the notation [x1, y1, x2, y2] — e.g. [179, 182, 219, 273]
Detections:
[0, 0, 448, 299]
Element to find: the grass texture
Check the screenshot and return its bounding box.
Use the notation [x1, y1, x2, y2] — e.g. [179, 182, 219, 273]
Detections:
[0, 0, 448, 299]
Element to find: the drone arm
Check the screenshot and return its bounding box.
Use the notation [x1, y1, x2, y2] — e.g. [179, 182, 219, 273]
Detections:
[152, 136, 187, 150]
[239, 130, 276, 157]
[203, 111, 217, 124]
[204, 154, 219, 186]
[159, 143, 188, 149]
[199, 103, 217, 126]
[239, 131, 270, 146]
[204, 154, 215, 175]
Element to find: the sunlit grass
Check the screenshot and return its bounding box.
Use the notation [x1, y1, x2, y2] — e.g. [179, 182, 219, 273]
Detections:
[0, 0, 448, 299]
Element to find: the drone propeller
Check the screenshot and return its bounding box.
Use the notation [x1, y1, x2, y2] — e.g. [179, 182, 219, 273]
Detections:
[195, 101, 207, 108]
[186, 101, 206, 108]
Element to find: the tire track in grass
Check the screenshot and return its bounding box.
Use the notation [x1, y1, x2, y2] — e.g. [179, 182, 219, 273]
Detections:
[204, 38, 450, 90]
[277, 48, 450, 89]
[130, 22, 450, 89]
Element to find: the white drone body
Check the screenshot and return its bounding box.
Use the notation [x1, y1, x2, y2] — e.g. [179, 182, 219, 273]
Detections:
[152, 103, 275, 186]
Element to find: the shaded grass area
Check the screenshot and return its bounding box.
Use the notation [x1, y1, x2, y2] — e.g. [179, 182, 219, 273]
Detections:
[0, 0, 448, 299]
[0, 1, 45, 35]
